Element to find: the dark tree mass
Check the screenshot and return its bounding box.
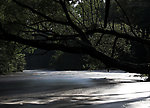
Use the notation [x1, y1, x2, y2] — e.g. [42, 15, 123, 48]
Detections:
[0, 0, 150, 76]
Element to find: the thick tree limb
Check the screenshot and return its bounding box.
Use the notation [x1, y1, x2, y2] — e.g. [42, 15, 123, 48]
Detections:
[0, 31, 150, 75]
[0, 33, 84, 54]
[86, 28, 150, 46]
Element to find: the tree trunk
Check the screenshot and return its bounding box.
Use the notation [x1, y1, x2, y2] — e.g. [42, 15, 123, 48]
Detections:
[146, 74, 150, 81]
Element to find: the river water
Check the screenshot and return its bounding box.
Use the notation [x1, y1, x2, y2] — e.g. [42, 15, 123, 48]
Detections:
[0, 70, 150, 108]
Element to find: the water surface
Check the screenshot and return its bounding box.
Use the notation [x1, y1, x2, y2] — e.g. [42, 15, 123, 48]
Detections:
[0, 70, 149, 108]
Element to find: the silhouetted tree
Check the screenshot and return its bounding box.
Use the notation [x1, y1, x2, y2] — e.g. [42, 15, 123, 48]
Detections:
[0, 0, 150, 79]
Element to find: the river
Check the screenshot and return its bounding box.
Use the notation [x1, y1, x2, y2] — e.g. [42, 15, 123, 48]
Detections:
[0, 70, 150, 108]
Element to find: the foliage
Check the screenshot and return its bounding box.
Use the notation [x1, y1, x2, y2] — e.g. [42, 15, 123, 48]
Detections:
[49, 51, 85, 70]
[83, 55, 105, 70]
[0, 0, 37, 74]
[0, 41, 26, 74]
[110, 0, 150, 63]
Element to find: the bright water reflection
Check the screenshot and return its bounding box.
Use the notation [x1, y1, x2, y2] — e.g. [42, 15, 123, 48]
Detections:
[0, 70, 149, 108]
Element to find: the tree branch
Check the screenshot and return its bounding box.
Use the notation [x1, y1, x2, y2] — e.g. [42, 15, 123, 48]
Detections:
[115, 0, 137, 37]
[104, 0, 110, 28]
[59, 0, 91, 45]
[0, 32, 85, 54]
[1, 30, 150, 74]
[12, 0, 69, 26]
[86, 28, 150, 46]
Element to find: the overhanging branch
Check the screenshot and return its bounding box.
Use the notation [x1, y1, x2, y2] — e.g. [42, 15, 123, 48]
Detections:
[0, 31, 150, 74]
[0, 32, 86, 54]
[86, 28, 150, 46]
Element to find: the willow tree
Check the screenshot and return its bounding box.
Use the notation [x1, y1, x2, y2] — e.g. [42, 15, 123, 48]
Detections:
[0, 0, 150, 77]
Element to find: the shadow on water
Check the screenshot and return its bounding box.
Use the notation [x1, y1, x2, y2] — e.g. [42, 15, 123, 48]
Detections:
[0, 83, 150, 108]
[0, 79, 90, 97]
[0, 92, 150, 108]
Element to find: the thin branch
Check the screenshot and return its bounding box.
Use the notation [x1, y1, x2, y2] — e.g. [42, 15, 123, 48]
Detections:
[115, 0, 137, 37]
[12, 0, 69, 26]
[68, 10, 87, 29]
[111, 37, 118, 58]
[90, 0, 94, 24]
[104, 0, 110, 28]
[86, 28, 150, 46]
[96, 33, 104, 46]
[59, 0, 91, 45]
